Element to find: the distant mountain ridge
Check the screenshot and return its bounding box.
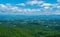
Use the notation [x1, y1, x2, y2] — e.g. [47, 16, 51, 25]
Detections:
[0, 14, 60, 20]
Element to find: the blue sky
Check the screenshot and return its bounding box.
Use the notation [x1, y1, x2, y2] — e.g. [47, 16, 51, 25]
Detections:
[0, 0, 57, 4]
[0, 0, 60, 15]
[0, 0, 28, 4]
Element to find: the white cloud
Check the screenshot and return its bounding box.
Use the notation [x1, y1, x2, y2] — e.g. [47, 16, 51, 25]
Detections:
[57, 6, 60, 8]
[41, 3, 52, 7]
[0, 4, 42, 14]
[26, 0, 44, 5]
[44, 7, 50, 9]
[57, 0, 60, 3]
[0, 0, 60, 15]
[16, 3, 25, 6]
[53, 12, 60, 15]
[0, 4, 7, 8]
[0, 4, 20, 13]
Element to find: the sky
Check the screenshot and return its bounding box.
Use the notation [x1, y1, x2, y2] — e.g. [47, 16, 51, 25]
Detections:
[0, 0, 60, 15]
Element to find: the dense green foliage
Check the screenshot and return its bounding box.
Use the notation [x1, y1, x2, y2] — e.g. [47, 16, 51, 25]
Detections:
[0, 23, 60, 37]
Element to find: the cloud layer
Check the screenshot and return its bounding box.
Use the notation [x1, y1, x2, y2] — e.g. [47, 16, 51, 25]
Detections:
[0, 0, 60, 15]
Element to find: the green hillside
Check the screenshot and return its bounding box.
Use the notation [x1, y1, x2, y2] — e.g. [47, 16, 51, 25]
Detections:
[0, 23, 60, 37]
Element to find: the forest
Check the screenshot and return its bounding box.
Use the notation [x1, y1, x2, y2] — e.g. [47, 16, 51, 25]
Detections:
[0, 18, 60, 37]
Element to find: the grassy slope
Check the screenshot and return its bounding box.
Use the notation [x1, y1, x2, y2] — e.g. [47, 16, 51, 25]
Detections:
[0, 24, 60, 37]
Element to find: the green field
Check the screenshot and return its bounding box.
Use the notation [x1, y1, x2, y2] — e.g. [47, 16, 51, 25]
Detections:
[0, 22, 60, 37]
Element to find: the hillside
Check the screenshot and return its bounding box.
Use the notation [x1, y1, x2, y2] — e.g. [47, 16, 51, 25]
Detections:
[0, 23, 60, 37]
[0, 15, 60, 37]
